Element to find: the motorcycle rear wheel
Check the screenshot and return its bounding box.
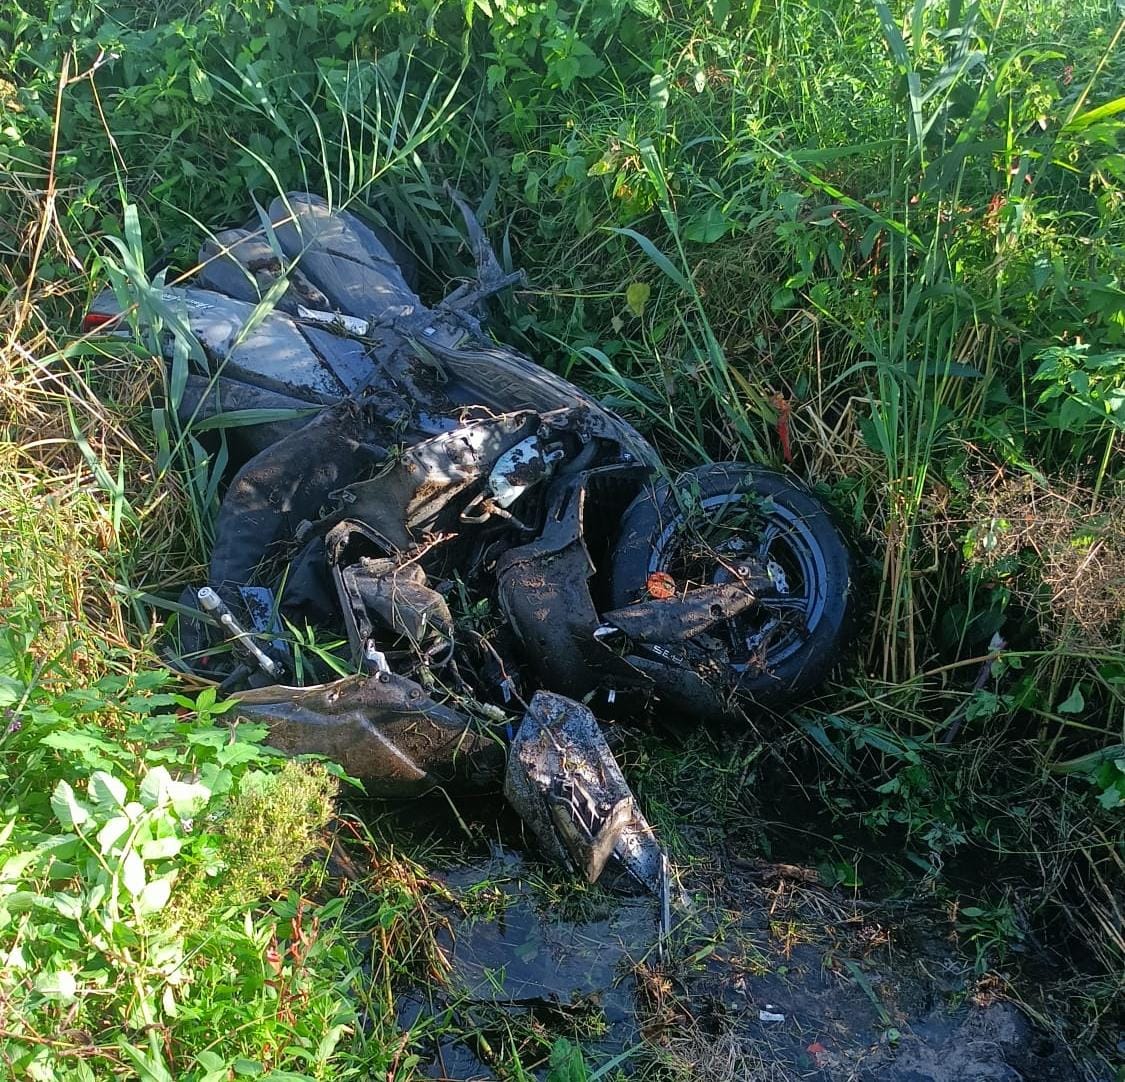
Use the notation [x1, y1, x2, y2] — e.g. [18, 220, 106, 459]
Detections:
[608, 463, 853, 708]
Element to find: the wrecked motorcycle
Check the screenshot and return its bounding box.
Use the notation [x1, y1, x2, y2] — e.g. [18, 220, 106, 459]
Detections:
[87, 191, 851, 895]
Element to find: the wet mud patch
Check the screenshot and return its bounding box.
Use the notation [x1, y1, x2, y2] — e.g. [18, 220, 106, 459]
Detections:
[634, 855, 1088, 1081]
[394, 846, 655, 1078]
[350, 802, 1092, 1081]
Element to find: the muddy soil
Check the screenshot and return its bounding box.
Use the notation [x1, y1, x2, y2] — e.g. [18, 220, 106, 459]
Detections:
[363, 820, 1099, 1082]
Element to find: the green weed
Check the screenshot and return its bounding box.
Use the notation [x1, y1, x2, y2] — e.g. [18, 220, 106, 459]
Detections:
[2, 0, 1124, 1071]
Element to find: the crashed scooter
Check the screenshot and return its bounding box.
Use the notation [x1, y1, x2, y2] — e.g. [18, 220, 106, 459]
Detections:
[87, 190, 852, 896]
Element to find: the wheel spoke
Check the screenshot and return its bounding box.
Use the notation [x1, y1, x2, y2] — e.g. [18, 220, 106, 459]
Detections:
[758, 524, 781, 553]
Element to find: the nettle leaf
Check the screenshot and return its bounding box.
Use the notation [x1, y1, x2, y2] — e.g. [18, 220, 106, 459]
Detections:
[89, 770, 128, 810]
[133, 670, 171, 691]
[51, 780, 91, 829]
[126, 693, 179, 714]
[216, 741, 266, 768]
[186, 727, 228, 749]
[41, 728, 120, 769]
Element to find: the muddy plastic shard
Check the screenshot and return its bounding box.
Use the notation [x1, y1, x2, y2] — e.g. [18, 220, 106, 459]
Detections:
[504, 690, 669, 896]
[600, 582, 758, 644]
[229, 673, 505, 795]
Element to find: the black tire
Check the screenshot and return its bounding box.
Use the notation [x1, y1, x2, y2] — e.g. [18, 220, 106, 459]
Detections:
[608, 463, 853, 707]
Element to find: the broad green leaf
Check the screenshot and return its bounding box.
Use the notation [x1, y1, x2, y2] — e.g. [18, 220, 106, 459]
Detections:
[139, 766, 211, 814]
[42, 727, 120, 764]
[135, 875, 173, 916]
[196, 1051, 226, 1072]
[51, 780, 91, 829]
[73, 1061, 96, 1082]
[3, 890, 44, 912]
[217, 741, 266, 769]
[140, 766, 173, 808]
[1097, 785, 1122, 810]
[1057, 687, 1085, 714]
[682, 203, 731, 243]
[1, 852, 37, 881]
[122, 850, 146, 896]
[52, 892, 83, 919]
[189, 62, 215, 105]
[34, 969, 77, 1000]
[86, 882, 107, 913]
[89, 770, 128, 810]
[625, 282, 650, 318]
[547, 1037, 588, 1082]
[167, 778, 212, 816]
[0, 675, 24, 706]
[140, 836, 182, 860]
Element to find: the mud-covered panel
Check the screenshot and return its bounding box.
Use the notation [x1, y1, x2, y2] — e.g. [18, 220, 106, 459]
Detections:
[504, 691, 667, 893]
[231, 673, 504, 794]
[602, 582, 758, 643]
[326, 412, 542, 552]
[209, 403, 391, 587]
[172, 286, 350, 402]
[269, 193, 422, 322]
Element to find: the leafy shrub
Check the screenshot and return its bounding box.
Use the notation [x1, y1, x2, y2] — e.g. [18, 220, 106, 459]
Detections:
[0, 637, 346, 1079]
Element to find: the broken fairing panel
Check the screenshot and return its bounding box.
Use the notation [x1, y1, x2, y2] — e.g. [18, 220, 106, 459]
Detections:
[504, 691, 670, 897]
[230, 673, 505, 795]
[600, 582, 759, 644]
[486, 435, 565, 509]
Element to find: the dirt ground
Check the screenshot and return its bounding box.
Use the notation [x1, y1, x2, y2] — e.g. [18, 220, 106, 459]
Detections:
[367, 829, 1101, 1081]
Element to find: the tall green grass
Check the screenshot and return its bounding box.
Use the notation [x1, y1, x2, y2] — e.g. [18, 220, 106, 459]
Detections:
[2, 0, 1123, 1068]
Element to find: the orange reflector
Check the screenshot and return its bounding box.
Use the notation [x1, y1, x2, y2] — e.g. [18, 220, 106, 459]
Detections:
[646, 571, 676, 599]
